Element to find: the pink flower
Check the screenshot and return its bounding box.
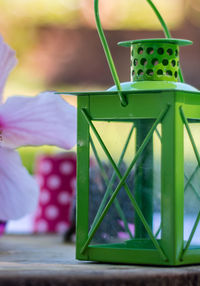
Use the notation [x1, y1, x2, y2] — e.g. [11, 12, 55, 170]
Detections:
[0, 36, 77, 220]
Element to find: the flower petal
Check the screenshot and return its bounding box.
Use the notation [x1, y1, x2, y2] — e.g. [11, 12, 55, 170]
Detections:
[0, 92, 77, 149]
[0, 36, 17, 103]
[0, 147, 39, 220]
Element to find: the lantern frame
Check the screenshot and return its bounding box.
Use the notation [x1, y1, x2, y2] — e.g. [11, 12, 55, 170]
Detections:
[59, 88, 199, 266]
[58, 0, 200, 266]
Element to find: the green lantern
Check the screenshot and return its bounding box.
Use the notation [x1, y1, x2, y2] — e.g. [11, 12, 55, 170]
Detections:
[60, 0, 200, 265]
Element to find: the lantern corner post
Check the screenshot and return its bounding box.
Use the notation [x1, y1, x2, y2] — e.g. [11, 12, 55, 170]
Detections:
[161, 93, 184, 265]
[76, 95, 90, 260]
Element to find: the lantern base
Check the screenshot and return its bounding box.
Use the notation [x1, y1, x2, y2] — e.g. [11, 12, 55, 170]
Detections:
[77, 240, 200, 266]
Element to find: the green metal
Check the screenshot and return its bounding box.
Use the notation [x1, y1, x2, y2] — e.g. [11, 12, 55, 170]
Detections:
[89, 124, 135, 237]
[94, 0, 127, 106]
[58, 80, 198, 96]
[75, 87, 200, 265]
[80, 106, 169, 261]
[130, 42, 180, 82]
[119, 38, 190, 83]
[161, 98, 184, 264]
[88, 245, 167, 265]
[76, 96, 90, 261]
[89, 135, 133, 239]
[118, 38, 192, 47]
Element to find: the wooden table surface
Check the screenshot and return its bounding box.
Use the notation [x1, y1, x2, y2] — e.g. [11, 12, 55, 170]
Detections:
[0, 234, 200, 285]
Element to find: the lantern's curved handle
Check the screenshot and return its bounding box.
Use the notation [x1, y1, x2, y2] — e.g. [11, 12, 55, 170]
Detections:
[146, 0, 184, 82]
[146, 0, 171, 38]
[94, 0, 127, 106]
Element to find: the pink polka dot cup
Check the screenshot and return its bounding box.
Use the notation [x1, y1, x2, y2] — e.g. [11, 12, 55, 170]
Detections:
[33, 152, 76, 233]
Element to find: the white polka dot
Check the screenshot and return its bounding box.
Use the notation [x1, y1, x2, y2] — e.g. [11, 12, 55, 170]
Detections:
[45, 205, 59, 220]
[36, 175, 44, 187]
[56, 222, 70, 233]
[39, 160, 53, 174]
[47, 175, 61, 190]
[60, 162, 73, 175]
[40, 190, 50, 204]
[37, 220, 48, 232]
[58, 192, 71, 205]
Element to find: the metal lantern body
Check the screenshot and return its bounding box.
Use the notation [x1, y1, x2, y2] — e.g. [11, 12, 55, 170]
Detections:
[71, 38, 200, 266]
[60, 1, 200, 266]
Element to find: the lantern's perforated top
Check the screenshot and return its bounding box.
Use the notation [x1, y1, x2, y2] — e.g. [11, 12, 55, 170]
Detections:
[58, 37, 198, 95]
[118, 38, 192, 82]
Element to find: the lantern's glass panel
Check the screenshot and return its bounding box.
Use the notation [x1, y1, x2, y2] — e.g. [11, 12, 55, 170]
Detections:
[88, 120, 161, 246]
[184, 120, 200, 247]
[153, 123, 162, 239]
